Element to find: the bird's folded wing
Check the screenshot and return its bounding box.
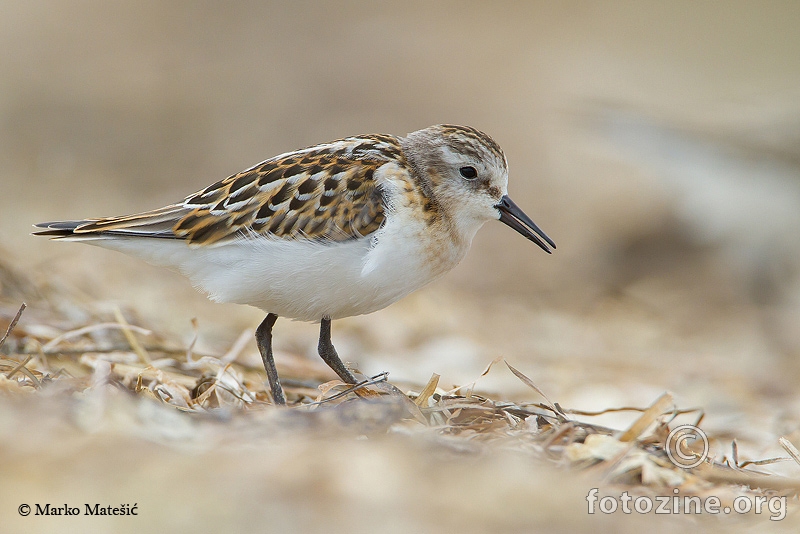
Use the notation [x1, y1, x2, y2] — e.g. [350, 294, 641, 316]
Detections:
[34, 139, 398, 245]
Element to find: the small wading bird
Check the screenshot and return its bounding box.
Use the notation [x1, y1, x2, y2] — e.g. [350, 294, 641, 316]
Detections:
[35, 125, 555, 404]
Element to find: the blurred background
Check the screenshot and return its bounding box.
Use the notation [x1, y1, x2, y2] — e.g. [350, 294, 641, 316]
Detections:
[2, 1, 800, 531]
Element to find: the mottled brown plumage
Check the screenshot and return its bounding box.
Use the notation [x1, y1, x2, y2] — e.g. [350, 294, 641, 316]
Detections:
[52, 134, 410, 245]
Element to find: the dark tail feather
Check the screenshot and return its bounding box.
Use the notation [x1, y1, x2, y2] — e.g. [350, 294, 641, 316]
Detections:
[32, 221, 85, 237]
[33, 218, 182, 239]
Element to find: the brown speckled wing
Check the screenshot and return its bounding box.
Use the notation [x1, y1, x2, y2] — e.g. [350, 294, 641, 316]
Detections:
[60, 135, 402, 245]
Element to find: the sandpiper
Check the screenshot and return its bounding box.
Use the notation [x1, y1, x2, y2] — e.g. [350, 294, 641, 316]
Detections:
[35, 124, 555, 404]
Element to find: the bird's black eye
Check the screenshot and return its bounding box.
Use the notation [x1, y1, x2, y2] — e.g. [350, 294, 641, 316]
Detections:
[459, 166, 478, 179]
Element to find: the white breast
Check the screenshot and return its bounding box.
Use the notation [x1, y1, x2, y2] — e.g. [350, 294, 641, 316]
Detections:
[205, 204, 469, 321]
[84, 207, 469, 322]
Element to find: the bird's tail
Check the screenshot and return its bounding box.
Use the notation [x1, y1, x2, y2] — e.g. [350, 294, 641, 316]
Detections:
[32, 220, 86, 238]
[33, 205, 189, 240]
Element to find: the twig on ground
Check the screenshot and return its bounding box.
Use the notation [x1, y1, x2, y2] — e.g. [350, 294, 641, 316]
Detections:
[0, 302, 26, 350]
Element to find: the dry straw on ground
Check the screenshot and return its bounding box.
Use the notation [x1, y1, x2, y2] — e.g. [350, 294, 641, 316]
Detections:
[0, 255, 798, 530]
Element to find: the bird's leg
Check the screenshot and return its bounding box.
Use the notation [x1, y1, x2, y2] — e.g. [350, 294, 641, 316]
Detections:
[255, 313, 286, 405]
[318, 317, 357, 384]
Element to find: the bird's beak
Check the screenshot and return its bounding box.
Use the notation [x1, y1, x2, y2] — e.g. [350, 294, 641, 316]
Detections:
[495, 195, 556, 254]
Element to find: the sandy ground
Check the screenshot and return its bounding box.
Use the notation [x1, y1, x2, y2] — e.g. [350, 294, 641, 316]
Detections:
[2, 1, 800, 532]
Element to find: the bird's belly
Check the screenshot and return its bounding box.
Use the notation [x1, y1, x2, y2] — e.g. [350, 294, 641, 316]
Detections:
[184, 233, 458, 322]
[87, 215, 469, 322]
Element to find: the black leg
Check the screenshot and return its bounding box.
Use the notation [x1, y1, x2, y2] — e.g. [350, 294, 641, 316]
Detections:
[255, 313, 285, 405]
[318, 317, 357, 384]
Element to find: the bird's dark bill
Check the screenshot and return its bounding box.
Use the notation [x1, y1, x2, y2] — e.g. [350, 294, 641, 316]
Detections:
[496, 195, 555, 253]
